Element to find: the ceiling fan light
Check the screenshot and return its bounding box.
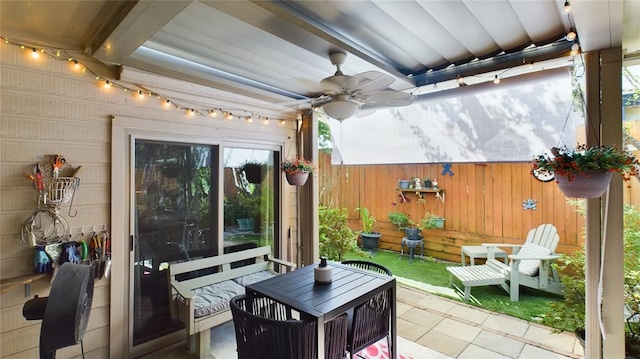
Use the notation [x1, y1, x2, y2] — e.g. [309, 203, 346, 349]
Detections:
[322, 99, 360, 120]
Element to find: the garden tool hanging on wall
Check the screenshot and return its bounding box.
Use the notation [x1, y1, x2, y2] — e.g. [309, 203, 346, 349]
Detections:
[90, 232, 111, 279]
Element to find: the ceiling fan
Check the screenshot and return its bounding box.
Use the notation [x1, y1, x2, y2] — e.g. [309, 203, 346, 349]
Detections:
[316, 51, 417, 121]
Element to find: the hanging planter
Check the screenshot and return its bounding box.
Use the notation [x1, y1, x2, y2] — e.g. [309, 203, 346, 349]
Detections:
[532, 144, 639, 197]
[556, 171, 612, 198]
[282, 157, 315, 186]
[241, 162, 266, 184]
[285, 171, 310, 186]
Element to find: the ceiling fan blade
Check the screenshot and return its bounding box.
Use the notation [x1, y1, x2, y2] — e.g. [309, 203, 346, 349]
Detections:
[320, 74, 359, 94]
[356, 90, 417, 108]
[350, 71, 394, 94]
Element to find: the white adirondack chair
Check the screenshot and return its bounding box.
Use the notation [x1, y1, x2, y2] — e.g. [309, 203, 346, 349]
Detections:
[448, 224, 563, 301]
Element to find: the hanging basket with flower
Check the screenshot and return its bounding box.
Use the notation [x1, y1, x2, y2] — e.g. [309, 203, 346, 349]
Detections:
[281, 157, 316, 186]
[532, 144, 639, 198]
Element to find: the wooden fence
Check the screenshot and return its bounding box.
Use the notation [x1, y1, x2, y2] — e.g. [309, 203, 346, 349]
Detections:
[318, 154, 639, 263]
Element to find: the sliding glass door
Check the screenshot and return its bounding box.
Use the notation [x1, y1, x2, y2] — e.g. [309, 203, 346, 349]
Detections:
[132, 140, 218, 346]
[129, 140, 281, 350]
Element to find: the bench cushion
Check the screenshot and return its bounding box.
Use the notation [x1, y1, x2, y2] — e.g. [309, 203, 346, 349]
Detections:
[193, 280, 245, 318]
[232, 270, 278, 287]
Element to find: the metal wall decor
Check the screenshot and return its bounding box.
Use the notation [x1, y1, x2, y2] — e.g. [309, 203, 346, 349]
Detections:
[522, 199, 538, 210]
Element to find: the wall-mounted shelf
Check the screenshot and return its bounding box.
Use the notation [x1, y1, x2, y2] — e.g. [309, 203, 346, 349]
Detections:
[396, 188, 445, 203]
[1, 273, 48, 297]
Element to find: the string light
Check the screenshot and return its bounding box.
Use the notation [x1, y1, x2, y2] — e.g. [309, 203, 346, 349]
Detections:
[562, 1, 572, 14]
[493, 75, 500, 85]
[2, 37, 296, 126]
[566, 28, 577, 41]
[570, 43, 580, 55]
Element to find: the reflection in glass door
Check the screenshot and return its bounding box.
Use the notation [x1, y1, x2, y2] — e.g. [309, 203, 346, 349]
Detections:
[132, 140, 218, 346]
[223, 147, 279, 256]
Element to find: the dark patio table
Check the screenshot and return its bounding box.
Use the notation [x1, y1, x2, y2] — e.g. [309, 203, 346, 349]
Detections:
[245, 261, 397, 359]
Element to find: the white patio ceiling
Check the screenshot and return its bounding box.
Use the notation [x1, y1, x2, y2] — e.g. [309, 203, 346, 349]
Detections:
[1, 0, 635, 120]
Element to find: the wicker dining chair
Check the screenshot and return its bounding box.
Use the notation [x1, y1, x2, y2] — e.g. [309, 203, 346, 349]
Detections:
[341, 260, 393, 359]
[230, 294, 348, 359]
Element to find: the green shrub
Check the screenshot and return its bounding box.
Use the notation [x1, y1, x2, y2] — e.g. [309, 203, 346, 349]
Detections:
[542, 204, 640, 351]
[319, 205, 367, 261]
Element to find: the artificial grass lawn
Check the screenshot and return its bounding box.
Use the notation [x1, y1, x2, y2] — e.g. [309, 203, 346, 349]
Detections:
[344, 249, 564, 327]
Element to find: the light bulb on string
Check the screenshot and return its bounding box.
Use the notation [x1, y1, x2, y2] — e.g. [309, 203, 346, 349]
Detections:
[31, 48, 39, 59]
[263, 117, 269, 124]
[163, 99, 171, 108]
[566, 29, 577, 41]
[138, 90, 144, 99]
[56, 50, 61, 57]
[208, 109, 219, 117]
[570, 43, 580, 55]
[562, 1, 571, 14]
[223, 112, 233, 120]
[73, 60, 81, 70]
[493, 75, 500, 85]
[246, 115, 252, 123]
[104, 80, 111, 89]
[187, 109, 195, 116]
[280, 119, 285, 126]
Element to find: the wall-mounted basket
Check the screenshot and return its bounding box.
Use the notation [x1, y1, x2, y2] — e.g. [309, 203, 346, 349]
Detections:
[42, 177, 80, 207]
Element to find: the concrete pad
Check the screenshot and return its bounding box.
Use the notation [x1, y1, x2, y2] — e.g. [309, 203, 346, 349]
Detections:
[397, 317, 431, 343]
[400, 307, 445, 330]
[417, 329, 469, 358]
[482, 312, 530, 337]
[523, 325, 577, 355]
[397, 300, 413, 316]
[397, 285, 430, 305]
[457, 344, 512, 359]
[518, 344, 578, 359]
[446, 303, 491, 325]
[433, 317, 482, 342]
[472, 330, 525, 358]
[415, 293, 459, 313]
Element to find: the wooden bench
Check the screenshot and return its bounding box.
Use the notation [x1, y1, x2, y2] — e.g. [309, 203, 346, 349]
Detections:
[167, 245, 296, 358]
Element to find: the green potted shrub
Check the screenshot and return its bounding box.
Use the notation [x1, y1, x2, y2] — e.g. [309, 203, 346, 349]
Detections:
[355, 207, 381, 251]
[388, 211, 410, 231]
[420, 212, 445, 230]
[319, 205, 367, 261]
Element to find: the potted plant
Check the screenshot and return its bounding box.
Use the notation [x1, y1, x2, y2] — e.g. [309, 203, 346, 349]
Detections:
[241, 160, 267, 184]
[532, 144, 639, 198]
[420, 212, 445, 230]
[388, 211, 410, 231]
[281, 157, 315, 186]
[355, 207, 381, 252]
